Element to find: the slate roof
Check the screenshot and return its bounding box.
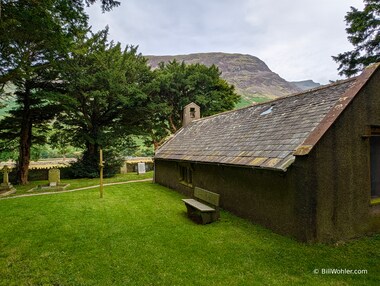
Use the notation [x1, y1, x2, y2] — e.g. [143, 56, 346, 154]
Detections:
[155, 64, 379, 171]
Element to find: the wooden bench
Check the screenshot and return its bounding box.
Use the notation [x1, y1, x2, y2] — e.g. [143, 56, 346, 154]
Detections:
[182, 187, 220, 224]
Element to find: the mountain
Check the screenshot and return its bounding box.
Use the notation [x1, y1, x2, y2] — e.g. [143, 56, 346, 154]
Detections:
[146, 52, 302, 106]
[290, 80, 321, 91]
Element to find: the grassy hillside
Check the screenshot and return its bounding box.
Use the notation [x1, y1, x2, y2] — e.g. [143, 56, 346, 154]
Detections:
[235, 96, 268, 109]
[291, 80, 321, 91]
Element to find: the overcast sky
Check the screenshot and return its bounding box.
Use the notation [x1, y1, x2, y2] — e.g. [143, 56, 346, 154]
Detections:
[86, 0, 364, 84]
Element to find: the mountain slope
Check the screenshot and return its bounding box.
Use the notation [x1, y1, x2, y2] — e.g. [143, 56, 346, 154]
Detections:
[291, 80, 321, 91]
[146, 52, 302, 105]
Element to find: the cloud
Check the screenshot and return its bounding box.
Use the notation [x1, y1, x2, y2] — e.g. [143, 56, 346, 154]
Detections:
[241, 0, 363, 83]
[86, 0, 364, 84]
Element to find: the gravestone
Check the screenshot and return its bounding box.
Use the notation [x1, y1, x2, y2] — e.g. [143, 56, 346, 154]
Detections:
[48, 168, 60, 187]
[137, 162, 146, 174]
[0, 165, 15, 194]
[120, 162, 128, 174]
[2, 165, 10, 184]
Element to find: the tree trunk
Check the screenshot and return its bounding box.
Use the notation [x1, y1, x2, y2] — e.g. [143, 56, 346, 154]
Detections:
[86, 141, 97, 157]
[168, 115, 177, 133]
[17, 87, 32, 185]
[153, 141, 159, 151]
[152, 137, 168, 150]
[84, 141, 99, 164]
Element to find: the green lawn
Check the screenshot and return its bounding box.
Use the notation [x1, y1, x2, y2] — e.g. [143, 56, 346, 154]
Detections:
[0, 181, 379, 285]
[9, 172, 154, 196]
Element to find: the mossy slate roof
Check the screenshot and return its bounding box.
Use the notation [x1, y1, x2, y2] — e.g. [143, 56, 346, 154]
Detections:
[155, 65, 379, 171]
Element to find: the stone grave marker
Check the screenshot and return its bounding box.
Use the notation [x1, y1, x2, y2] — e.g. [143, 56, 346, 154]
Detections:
[137, 162, 146, 174]
[2, 165, 10, 185]
[0, 165, 15, 194]
[48, 168, 60, 187]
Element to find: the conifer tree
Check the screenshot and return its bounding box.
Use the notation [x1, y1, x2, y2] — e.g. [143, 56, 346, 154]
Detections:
[55, 29, 153, 178]
[333, 0, 380, 77]
[0, 0, 120, 184]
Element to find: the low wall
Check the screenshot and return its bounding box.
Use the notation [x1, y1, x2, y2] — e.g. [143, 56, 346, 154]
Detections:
[1, 168, 73, 183]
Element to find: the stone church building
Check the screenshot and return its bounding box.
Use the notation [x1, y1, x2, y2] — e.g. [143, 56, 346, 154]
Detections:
[154, 63, 380, 243]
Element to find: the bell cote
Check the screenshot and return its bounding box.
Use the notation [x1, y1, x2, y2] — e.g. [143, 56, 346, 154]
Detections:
[183, 102, 200, 127]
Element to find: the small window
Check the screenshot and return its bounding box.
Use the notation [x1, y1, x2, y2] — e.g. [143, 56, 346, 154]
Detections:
[190, 107, 196, 118]
[188, 168, 193, 185]
[179, 164, 193, 186]
[179, 166, 187, 182]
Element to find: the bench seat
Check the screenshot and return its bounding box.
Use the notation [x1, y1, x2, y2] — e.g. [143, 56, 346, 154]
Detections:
[182, 187, 220, 224]
[182, 199, 215, 212]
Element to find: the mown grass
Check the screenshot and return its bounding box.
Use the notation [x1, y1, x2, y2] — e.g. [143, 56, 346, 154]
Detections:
[9, 171, 153, 196]
[0, 181, 379, 285]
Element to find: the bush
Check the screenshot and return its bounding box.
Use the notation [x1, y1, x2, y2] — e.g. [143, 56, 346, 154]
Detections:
[66, 149, 123, 179]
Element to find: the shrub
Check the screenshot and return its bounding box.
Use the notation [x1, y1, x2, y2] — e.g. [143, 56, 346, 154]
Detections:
[66, 149, 123, 178]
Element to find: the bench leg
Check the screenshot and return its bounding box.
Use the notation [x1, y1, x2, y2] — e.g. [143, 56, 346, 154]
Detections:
[200, 212, 213, 224]
[184, 205, 219, 224]
[185, 205, 202, 224]
[211, 211, 220, 222]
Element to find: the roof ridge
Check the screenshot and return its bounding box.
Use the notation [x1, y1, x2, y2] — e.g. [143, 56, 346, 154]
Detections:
[191, 76, 357, 123]
[294, 63, 380, 156]
[282, 76, 357, 98]
[156, 63, 380, 171]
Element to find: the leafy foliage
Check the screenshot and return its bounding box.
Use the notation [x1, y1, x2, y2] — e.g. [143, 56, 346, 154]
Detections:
[0, 0, 88, 183]
[0, 1, 240, 179]
[333, 0, 380, 77]
[146, 60, 240, 148]
[55, 29, 153, 177]
[0, 0, 123, 183]
[66, 148, 121, 178]
[77, 0, 120, 11]
[0, 0, 88, 86]
[148, 53, 301, 104]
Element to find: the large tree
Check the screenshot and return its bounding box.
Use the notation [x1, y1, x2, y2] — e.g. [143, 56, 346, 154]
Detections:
[55, 29, 153, 177]
[0, 0, 120, 184]
[0, 0, 89, 184]
[333, 0, 380, 77]
[80, 0, 120, 11]
[146, 60, 240, 149]
[0, 0, 120, 17]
